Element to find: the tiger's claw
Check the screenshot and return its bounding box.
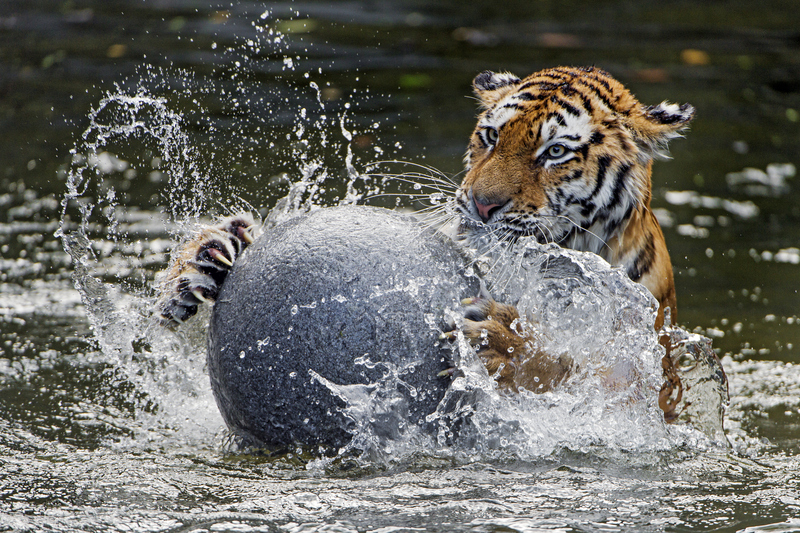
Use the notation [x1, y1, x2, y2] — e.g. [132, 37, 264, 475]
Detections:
[437, 367, 456, 378]
[240, 226, 256, 244]
[191, 289, 209, 303]
[206, 247, 234, 267]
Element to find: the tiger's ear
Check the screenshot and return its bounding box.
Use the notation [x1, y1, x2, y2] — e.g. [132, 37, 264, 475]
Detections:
[473, 71, 522, 108]
[630, 101, 695, 160]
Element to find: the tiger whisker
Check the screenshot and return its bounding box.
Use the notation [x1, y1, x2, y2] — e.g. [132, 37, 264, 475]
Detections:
[474, 228, 517, 278]
[411, 201, 461, 234]
[367, 160, 461, 187]
[491, 231, 520, 294]
[364, 192, 444, 200]
[416, 212, 459, 235]
[370, 176, 458, 195]
[366, 174, 457, 195]
[362, 193, 452, 209]
[413, 200, 453, 217]
[413, 205, 457, 220]
[365, 169, 458, 183]
[365, 164, 458, 189]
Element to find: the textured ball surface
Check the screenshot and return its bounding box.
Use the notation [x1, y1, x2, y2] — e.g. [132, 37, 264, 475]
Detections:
[207, 206, 478, 450]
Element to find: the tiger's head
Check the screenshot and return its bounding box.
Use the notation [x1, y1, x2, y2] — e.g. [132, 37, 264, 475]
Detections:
[456, 66, 694, 257]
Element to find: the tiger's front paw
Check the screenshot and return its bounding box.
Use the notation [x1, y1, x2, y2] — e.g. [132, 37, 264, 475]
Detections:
[445, 296, 571, 393]
[156, 214, 261, 325]
[444, 296, 528, 389]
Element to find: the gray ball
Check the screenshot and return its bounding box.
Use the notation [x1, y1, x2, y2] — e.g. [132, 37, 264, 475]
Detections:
[207, 206, 479, 451]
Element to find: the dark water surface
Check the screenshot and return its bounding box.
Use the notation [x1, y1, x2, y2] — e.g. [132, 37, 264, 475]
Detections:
[1, 1, 800, 532]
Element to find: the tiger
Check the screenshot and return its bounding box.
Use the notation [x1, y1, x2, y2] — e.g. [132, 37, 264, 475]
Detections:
[450, 66, 696, 418]
[154, 65, 695, 420]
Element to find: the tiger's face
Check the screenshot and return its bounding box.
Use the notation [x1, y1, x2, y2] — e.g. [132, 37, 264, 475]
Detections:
[456, 66, 693, 257]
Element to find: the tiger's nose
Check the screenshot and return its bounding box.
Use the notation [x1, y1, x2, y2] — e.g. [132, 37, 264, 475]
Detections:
[473, 194, 508, 223]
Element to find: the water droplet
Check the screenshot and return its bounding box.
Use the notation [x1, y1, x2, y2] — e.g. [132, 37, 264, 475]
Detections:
[677, 352, 697, 370]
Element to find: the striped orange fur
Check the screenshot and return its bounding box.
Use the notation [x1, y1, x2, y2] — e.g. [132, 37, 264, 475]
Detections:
[456, 66, 693, 330]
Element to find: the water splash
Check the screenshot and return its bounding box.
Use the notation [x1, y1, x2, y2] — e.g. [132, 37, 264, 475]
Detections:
[54, 10, 404, 452]
[56, 84, 225, 448]
[283, 233, 729, 465]
[430, 236, 730, 457]
[309, 357, 436, 463]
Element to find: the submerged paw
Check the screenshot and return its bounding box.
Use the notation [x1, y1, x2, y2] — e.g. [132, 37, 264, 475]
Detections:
[460, 296, 521, 330]
[156, 213, 261, 325]
[441, 294, 527, 380]
[442, 293, 569, 393]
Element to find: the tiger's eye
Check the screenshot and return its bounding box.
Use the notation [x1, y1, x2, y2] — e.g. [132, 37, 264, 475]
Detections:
[485, 128, 499, 144]
[548, 144, 566, 158]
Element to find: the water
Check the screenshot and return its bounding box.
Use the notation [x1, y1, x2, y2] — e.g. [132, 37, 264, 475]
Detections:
[2, 1, 800, 531]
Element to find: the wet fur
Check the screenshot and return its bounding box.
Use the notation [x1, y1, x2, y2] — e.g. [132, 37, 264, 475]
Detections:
[455, 66, 694, 413]
[459, 296, 571, 393]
